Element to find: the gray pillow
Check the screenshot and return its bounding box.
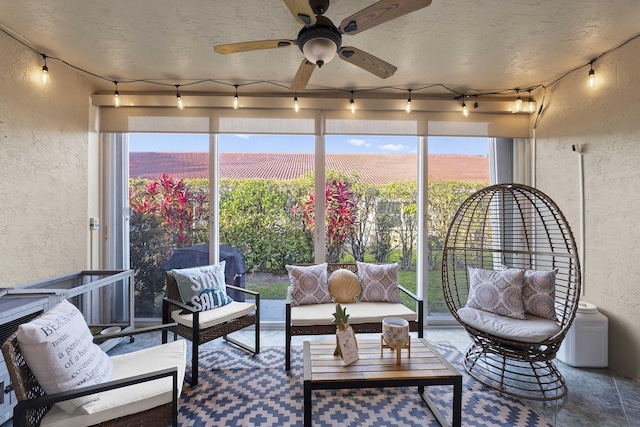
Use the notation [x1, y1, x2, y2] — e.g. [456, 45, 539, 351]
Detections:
[171, 261, 233, 312]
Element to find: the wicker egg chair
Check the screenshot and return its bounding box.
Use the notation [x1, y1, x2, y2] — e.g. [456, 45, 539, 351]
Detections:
[441, 183, 581, 401]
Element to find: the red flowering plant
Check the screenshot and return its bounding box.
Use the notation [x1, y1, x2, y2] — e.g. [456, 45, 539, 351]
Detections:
[129, 174, 209, 316]
[301, 178, 356, 263]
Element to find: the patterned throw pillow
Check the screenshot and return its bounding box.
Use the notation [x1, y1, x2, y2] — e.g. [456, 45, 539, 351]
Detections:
[356, 262, 400, 303]
[286, 263, 332, 306]
[466, 267, 526, 319]
[172, 261, 233, 312]
[522, 268, 557, 320]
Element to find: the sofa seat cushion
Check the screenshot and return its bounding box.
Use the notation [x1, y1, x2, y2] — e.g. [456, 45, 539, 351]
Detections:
[171, 301, 256, 329]
[291, 302, 417, 327]
[457, 306, 561, 344]
[41, 339, 187, 427]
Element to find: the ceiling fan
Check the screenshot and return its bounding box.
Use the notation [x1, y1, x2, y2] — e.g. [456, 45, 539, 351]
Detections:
[213, 0, 432, 91]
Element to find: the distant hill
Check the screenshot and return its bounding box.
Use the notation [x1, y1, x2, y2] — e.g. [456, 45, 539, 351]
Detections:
[130, 152, 489, 185]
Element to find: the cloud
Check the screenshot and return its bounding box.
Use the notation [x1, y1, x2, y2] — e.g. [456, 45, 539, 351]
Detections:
[380, 144, 408, 151]
[234, 134, 251, 140]
[348, 138, 372, 147]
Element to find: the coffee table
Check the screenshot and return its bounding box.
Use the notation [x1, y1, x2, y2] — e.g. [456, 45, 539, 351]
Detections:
[303, 338, 462, 427]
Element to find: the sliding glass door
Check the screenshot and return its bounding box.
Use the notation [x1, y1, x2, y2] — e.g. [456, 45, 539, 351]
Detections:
[218, 134, 315, 322]
[128, 133, 210, 319]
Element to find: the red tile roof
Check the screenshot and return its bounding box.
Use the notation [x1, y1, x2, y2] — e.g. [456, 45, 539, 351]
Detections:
[130, 152, 489, 184]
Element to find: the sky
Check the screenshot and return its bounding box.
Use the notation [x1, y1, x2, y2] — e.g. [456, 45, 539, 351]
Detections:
[129, 134, 490, 156]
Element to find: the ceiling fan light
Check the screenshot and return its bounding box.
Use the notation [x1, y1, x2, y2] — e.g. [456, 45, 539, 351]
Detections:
[302, 38, 337, 67]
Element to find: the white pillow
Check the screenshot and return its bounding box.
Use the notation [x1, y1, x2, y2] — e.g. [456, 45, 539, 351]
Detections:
[16, 300, 114, 414]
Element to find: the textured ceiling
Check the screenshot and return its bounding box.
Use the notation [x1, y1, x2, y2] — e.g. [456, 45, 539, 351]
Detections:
[1, 0, 639, 98]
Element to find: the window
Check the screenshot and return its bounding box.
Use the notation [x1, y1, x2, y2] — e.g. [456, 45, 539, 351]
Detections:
[218, 135, 315, 322]
[128, 133, 210, 319]
[100, 107, 527, 323]
[425, 137, 491, 320]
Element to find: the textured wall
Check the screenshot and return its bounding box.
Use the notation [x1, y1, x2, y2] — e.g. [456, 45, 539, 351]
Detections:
[0, 37, 94, 285]
[534, 39, 640, 379]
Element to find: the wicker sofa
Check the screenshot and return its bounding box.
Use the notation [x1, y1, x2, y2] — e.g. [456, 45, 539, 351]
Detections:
[285, 263, 423, 370]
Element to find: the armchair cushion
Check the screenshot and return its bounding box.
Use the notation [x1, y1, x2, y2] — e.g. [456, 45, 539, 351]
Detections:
[356, 262, 400, 303]
[171, 301, 257, 329]
[171, 261, 233, 312]
[40, 340, 186, 427]
[458, 306, 560, 343]
[16, 300, 113, 414]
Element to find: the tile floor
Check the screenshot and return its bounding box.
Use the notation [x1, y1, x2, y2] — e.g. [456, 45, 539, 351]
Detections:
[3, 326, 639, 427]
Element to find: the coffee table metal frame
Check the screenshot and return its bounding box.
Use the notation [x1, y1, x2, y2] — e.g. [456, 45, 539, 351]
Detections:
[303, 338, 462, 427]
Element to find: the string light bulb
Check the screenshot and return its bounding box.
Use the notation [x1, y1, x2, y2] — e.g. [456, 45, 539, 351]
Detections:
[474, 96, 479, 109]
[41, 54, 49, 84]
[293, 94, 299, 113]
[233, 84, 239, 109]
[113, 81, 120, 108]
[527, 89, 535, 113]
[513, 89, 522, 113]
[406, 89, 412, 113]
[461, 98, 469, 117]
[588, 61, 595, 88]
[350, 91, 355, 114]
[175, 85, 184, 110]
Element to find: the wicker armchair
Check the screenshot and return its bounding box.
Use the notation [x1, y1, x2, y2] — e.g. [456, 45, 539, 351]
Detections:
[163, 272, 260, 387]
[2, 324, 182, 427]
[441, 183, 581, 401]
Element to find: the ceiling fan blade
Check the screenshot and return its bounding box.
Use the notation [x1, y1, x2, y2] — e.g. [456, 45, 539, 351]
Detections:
[338, 46, 397, 79]
[283, 0, 317, 25]
[339, 0, 432, 35]
[214, 39, 295, 54]
[290, 59, 316, 91]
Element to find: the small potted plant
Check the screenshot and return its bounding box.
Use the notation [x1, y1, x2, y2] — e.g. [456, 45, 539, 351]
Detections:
[332, 303, 358, 361]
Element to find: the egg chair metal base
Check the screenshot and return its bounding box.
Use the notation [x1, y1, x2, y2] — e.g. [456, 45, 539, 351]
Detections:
[463, 342, 567, 401]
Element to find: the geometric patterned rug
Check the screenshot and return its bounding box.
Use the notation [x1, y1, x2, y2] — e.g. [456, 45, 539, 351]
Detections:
[179, 342, 553, 426]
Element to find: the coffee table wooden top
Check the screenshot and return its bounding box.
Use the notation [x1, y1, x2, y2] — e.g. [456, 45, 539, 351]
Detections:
[304, 337, 460, 384]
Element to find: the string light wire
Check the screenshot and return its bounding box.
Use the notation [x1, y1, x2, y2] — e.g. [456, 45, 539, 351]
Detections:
[1, 26, 640, 111]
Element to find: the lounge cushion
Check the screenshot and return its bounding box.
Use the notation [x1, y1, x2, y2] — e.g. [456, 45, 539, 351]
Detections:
[291, 302, 416, 327]
[457, 306, 561, 343]
[171, 301, 256, 329]
[40, 339, 186, 427]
